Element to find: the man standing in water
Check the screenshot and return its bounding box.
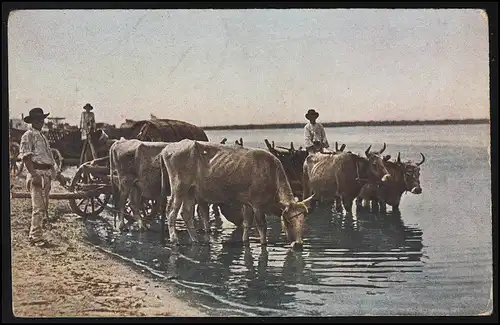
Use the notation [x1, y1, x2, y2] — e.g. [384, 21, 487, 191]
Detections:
[303, 109, 330, 154]
[19, 107, 64, 247]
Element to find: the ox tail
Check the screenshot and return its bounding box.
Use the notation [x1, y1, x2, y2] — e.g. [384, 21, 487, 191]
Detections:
[159, 154, 169, 235]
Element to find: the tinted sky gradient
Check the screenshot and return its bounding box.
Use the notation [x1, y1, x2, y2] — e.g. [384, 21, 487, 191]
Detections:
[8, 9, 490, 127]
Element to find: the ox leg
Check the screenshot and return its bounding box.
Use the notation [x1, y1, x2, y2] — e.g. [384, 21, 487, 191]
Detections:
[355, 197, 363, 208]
[253, 208, 267, 246]
[167, 195, 183, 244]
[379, 201, 387, 214]
[342, 196, 354, 216]
[180, 196, 199, 244]
[117, 185, 132, 232]
[130, 189, 147, 232]
[335, 196, 343, 213]
[371, 198, 379, 214]
[361, 198, 370, 209]
[241, 205, 253, 244]
[212, 204, 224, 228]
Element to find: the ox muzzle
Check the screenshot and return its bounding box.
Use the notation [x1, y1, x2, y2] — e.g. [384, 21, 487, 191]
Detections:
[411, 186, 422, 194]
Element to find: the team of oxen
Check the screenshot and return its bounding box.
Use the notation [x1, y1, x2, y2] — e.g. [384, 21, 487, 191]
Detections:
[108, 136, 425, 249]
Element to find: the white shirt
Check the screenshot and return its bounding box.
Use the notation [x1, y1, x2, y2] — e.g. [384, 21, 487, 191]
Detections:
[80, 111, 96, 139]
[304, 122, 329, 148]
[19, 127, 59, 176]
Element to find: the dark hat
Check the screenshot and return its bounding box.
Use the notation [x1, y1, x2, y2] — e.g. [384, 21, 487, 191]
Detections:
[305, 109, 319, 119]
[23, 107, 50, 123]
[83, 103, 93, 110]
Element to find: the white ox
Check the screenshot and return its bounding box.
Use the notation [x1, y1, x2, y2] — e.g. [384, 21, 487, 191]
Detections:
[109, 138, 211, 232]
[159, 139, 314, 249]
[109, 139, 172, 231]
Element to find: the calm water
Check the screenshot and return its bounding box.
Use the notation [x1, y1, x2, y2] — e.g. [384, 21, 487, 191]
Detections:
[83, 124, 492, 316]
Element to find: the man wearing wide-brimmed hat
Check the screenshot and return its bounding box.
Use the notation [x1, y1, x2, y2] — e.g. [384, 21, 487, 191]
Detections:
[19, 107, 62, 247]
[304, 108, 330, 154]
[80, 103, 96, 141]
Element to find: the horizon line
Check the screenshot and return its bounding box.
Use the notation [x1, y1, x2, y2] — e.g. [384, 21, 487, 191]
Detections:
[200, 118, 490, 130]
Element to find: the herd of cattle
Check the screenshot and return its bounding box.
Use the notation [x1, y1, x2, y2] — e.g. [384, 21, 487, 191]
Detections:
[107, 135, 425, 249]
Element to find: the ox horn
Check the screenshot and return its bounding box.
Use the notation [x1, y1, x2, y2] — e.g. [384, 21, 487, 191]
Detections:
[272, 141, 275, 149]
[365, 145, 372, 156]
[335, 142, 339, 152]
[301, 194, 315, 204]
[339, 144, 346, 152]
[378, 142, 386, 154]
[290, 142, 295, 151]
[239, 138, 243, 146]
[397, 152, 401, 163]
[417, 153, 425, 166]
[264, 139, 274, 151]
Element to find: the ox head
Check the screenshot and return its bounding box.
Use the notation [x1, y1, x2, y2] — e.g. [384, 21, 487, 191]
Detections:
[364, 143, 392, 183]
[281, 194, 315, 250]
[396, 152, 425, 194]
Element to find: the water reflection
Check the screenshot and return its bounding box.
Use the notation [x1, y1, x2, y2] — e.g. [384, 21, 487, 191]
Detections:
[84, 204, 424, 316]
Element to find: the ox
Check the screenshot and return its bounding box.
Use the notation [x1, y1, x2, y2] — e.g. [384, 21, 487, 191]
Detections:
[265, 140, 347, 212]
[109, 138, 218, 233]
[302, 144, 392, 214]
[109, 139, 171, 232]
[160, 139, 314, 248]
[356, 152, 425, 212]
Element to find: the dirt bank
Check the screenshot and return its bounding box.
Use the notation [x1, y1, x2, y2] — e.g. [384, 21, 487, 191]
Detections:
[8, 175, 207, 318]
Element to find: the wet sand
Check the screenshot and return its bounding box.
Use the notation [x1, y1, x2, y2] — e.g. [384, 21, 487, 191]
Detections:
[8, 175, 207, 318]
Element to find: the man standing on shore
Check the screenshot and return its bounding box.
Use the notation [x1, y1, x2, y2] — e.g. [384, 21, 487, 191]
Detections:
[19, 107, 62, 247]
[303, 109, 330, 154]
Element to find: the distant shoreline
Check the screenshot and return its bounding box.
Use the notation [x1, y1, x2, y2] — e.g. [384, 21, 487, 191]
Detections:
[201, 118, 490, 131]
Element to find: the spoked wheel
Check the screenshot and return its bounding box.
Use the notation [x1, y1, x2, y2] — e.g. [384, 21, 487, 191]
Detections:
[68, 163, 111, 219]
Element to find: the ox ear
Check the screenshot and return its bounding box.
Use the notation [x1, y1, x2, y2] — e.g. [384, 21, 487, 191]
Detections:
[383, 155, 391, 162]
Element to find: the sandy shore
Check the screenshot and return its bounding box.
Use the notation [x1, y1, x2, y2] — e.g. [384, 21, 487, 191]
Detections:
[8, 175, 208, 318]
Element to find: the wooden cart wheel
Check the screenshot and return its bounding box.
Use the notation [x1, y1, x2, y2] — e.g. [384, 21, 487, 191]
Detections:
[68, 164, 111, 219]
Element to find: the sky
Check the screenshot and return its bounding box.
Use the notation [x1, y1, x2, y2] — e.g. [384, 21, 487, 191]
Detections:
[7, 8, 490, 127]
